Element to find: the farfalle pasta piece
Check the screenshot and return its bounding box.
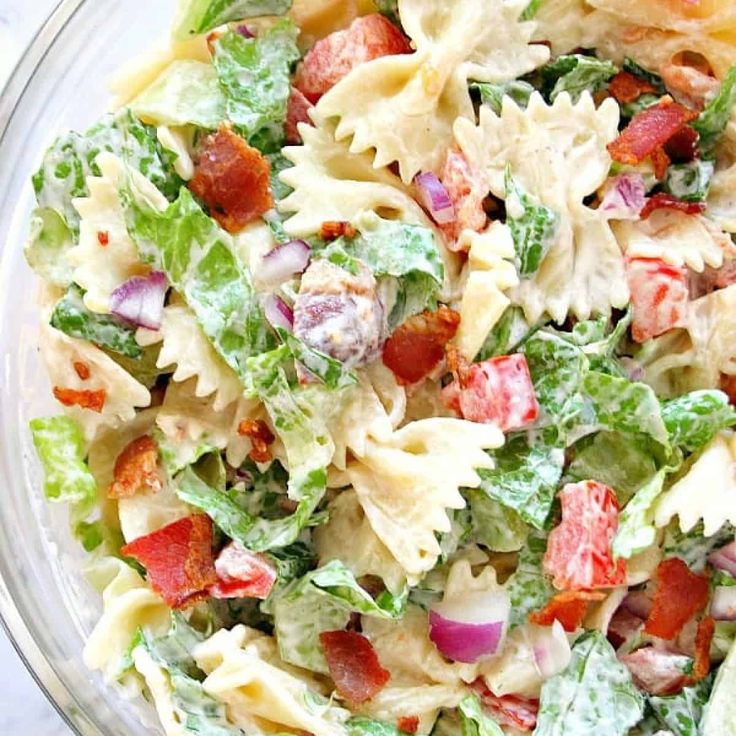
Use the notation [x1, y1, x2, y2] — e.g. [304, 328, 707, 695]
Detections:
[68, 154, 166, 313]
[454, 92, 627, 323]
[289, 0, 375, 46]
[347, 418, 502, 578]
[316, 0, 550, 183]
[532, 0, 591, 55]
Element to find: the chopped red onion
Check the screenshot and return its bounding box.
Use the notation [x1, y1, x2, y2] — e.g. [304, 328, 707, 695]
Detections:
[709, 540, 736, 577]
[599, 173, 648, 220]
[429, 591, 509, 663]
[532, 620, 571, 678]
[258, 240, 311, 287]
[621, 589, 652, 620]
[263, 293, 294, 331]
[236, 24, 254, 38]
[415, 172, 455, 225]
[711, 586, 736, 620]
[109, 271, 167, 330]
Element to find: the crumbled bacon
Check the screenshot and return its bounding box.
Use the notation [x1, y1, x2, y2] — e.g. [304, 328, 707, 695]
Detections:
[382, 306, 461, 385]
[53, 386, 106, 413]
[319, 220, 358, 241]
[319, 630, 390, 704]
[120, 514, 218, 609]
[97, 231, 109, 247]
[608, 71, 657, 104]
[650, 147, 671, 180]
[644, 558, 710, 640]
[237, 419, 276, 463]
[397, 716, 419, 734]
[660, 60, 720, 111]
[664, 126, 699, 163]
[639, 193, 706, 219]
[439, 150, 488, 247]
[209, 542, 277, 600]
[471, 681, 538, 732]
[544, 481, 626, 591]
[620, 647, 692, 695]
[688, 615, 715, 683]
[285, 87, 314, 145]
[189, 124, 273, 234]
[108, 435, 161, 499]
[607, 99, 698, 167]
[529, 591, 606, 633]
[73, 361, 91, 381]
[625, 257, 689, 343]
[295, 14, 412, 103]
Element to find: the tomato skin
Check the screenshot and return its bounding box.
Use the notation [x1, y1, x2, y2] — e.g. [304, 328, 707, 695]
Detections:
[441, 354, 539, 432]
[471, 680, 538, 732]
[543, 480, 626, 591]
[295, 14, 412, 103]
[209, 542, 277, 600]
[438, 150, 488, 247]
[285, 87, 314, 144]
[625, 257, 689, 343]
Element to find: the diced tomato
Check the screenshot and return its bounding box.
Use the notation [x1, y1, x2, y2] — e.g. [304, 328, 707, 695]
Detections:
[438, 150, 488, 247]
[108, 435, 161, 499]
[73, 361, 91, 380]
[544, 481, 626, 591]
[608, 71, 657, 104]
[209, 542, 277, 600]
[319, 630, 390, 704]
[121, 514, 217, 609]
[688, 615, 715, 682]
[625, 257, 689, 343]
[607, 99, 698, 167]
[639, 193, 706, 219]
[382, 306, 461, 385]
[397, 716, 419, 734]
[529, 591, 605, 633]
[53, 386, 106, 412]
[295, 14, 412, 103]
[644, 558, 710, 640]
[237, 419, 276, 463]
[620, 647, 691, 695]
[319, 220, 358, 241]
[440, 354, 539, 432]
[607, 606, 645, 649]
[471, 680, 538, 732]
[189, 124, 273, 234]
[664, 126, 699, 163]
[285, 87, 314, 145]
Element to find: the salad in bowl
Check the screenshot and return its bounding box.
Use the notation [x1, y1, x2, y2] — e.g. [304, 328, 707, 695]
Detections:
[22, 0, 736, 734]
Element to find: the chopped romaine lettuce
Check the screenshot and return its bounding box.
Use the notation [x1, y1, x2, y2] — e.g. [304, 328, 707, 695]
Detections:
[25, 208, 74, 287]
[505, 167, 560, 277]
[458, 695, 504, 736]
[612, 471, 666, 559]
[693, 64, 736, 157]
[50, 285, 142, 358]
[173, 0, 292, 39]
[473, 80, 535, 114]
[661, 390, 736, 453]
[478, 306, 535, 360]
[348, 718, 406, 736]
[663, 522, 735, 573]
[648, 674, 714, 736]
[278, 330, 357, 389]
[374, 0, 400, 26]
[622, 58, 666, 95]
[701, 638, 736, 735]
[535, 631, 644, 735]
[542, 54, 617, 103]
[664, 160, 715, 202]
[273, 560, 406, 672]
[520, 0, 543, 21]
[506, 531, 554, 628]
[468, 489, 529, 552]
[213, 21, 300, 152]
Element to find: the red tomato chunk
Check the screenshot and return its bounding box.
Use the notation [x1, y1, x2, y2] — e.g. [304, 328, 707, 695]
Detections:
[439, 150, 488, 247]
[210, 542, 277, 600]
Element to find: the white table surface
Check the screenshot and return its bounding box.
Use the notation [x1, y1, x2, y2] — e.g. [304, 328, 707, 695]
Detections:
[0, 4, 74, 734]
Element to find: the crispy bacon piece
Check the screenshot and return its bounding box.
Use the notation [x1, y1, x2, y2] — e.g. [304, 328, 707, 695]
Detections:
[397, 716, 419, 734]
[644, 558, 710, 640]
[664, 126, 699, 163]
[471, 681, 538, 732]
[439, 150, 488, 247]
[319, 220, 358, 241]
[189, 124, 273, 234]
[441, 354, 539, 432]
[660, 60, 720, 111]
[237, 419, 276, 463]
[121, 514, 217, 609]
[319, 630, 390, 704]
[73, 361, 91, 380]
[650, 147, 671, 180]
[608, 71, 657, 104]
[607, 99, 698, 167]
[529, 591, 606, 633]
[625, 257, 689, 343]
[544, 481, 626, 591]
[209, 542, 277, 600]
[383, 306, 460, 385]
[640, 193, 706, 219]
[688, 615, 715, 683]
[285, 87, 314, 144]
[295, 14, 412, 103]
[53, 386, 106, 413]
[620, 647, 692, 695]
[108, 435, 161, 499]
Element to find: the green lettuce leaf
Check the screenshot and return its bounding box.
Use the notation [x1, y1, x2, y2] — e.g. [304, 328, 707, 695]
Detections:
[622, 59, 666, 95]
[664, 160, 715, 202]
[213, 21, 300, 151]
[458, 695, 504, 736]
[693, 64, 736, 157]
[174, 0, 292, 39]
[374, 0, 401, 26]
[648, 674, 714, 736]
[535, 631, 645, 735]
[505, 167, 560, 277]
[701, 638, 736, 736]
[478, 306, 535, 361]
[130, 60, 227, 129]
[661, 390, 736, 453]
[278, 330, 357, 389]
[50, 285, 142, 358]
[506, 531, 554, 628]
[273, 561, 407, 672]
[348, 718, 406, 736]
[612, 471, 666, 559]
[122, 184, 275, 379]
[521, 0, 543, 21]
[25, 208, 74, 287]
[468, 489, 529, 552]
[663, 522, 735, 573]
[543, 54, 618, 103]
[473, 81, 535, 114]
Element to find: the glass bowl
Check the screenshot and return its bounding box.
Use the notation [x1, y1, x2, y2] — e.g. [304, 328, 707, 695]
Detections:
[0, 1, 178, 733]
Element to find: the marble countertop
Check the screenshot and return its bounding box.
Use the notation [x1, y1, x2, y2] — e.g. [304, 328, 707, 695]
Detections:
[0, 5, 72, 734]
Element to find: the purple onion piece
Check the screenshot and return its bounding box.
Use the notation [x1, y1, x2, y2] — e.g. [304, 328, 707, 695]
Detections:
[415, 171, 455, 225]
[710, 540, 736, 577]
[599, 173, 648, 220]
[258, 240, 311, 287]
[236, 24, 254, 38]
[109, 271, 168, 330]
[263, 293, 294, 331]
